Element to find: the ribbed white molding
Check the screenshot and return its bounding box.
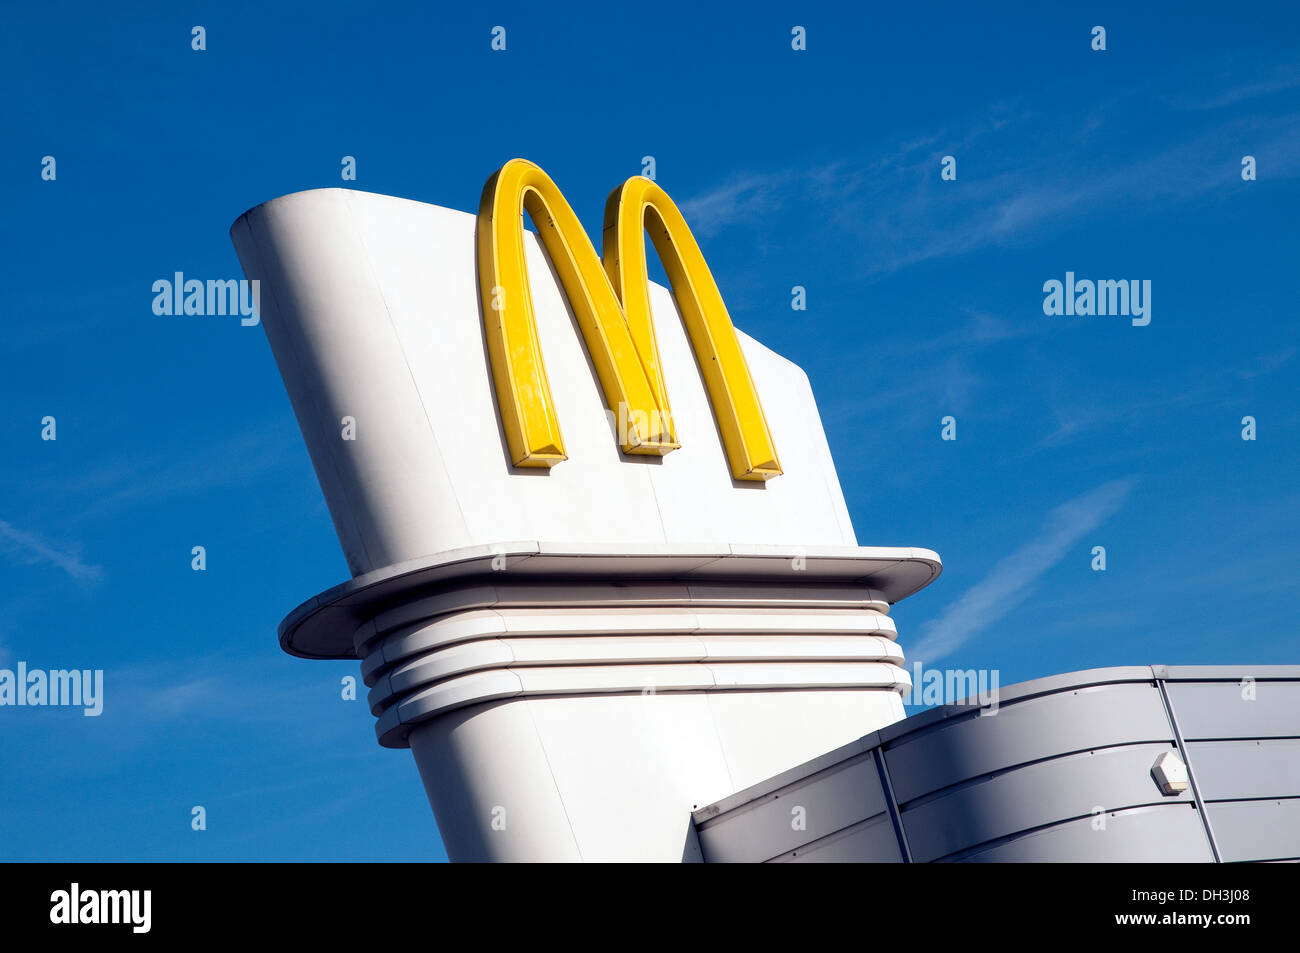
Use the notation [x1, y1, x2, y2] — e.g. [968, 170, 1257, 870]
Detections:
[361, 583, 910, 748]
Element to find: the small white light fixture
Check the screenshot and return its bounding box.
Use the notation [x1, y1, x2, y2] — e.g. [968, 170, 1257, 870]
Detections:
[1151, 751, 1190, 795]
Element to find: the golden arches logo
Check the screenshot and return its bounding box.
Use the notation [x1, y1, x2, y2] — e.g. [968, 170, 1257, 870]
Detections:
[476, 158, 782, 482]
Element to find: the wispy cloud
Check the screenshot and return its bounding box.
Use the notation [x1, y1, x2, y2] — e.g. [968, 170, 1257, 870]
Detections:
[821, 310, 1034, 434]
[907, 478, 1135, 663]
[1041, 345, 1295, 448]
[1169, 64, 1300, 111]
[0, 519, 102, 582]
[102, 653, 345, 728]
[823, 350, 984, 429]
[1236, 347, 1296, 380]
[59, 417, 303, 519]
[678, 68, 1300, 278]
[679, 170, 802, 237]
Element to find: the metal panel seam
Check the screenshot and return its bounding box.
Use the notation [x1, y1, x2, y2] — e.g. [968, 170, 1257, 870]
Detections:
[1154, 667, 1223, 863]
[873, 746, 913, 862]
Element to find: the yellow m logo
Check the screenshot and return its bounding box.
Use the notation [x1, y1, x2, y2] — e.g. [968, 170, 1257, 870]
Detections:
[477, 159, 782, 481]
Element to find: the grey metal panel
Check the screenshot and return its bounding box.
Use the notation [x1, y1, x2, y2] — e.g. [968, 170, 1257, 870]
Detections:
[1185, 739, 1300, 801]
[692, 665, 1300, 863]
[772, 811, 902, 863]
[876, 667, 1158, 745]
[1163, 665, 1300, 681]
[693, 734, 877, 822]
[955, 804, 1215, 863]
[1206, 799, 1300, 862]
[695, 753, 887, 863]
[903, 742, 1190, 862]
[1165, 679, 1300, 741]
[885, 682, 1172, 804]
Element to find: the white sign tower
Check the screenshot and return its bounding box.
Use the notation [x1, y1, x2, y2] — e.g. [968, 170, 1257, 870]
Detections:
[232, 165, 940, 861]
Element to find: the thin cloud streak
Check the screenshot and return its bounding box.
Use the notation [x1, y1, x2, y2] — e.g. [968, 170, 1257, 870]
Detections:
[907, 479, 1135, 663]
[63, 418, 303, 519]
[678, 170, 800, 237]
[1172, 65, 1300, 110]
[677, 73, 1300, 279]
[0, 519, 102, 582]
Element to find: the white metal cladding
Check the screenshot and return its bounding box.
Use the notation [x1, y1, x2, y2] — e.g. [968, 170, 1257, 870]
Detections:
[953, 804, 1214, 863]
[409, 686, 909, 862]
[381, 577, 921, 861]
[693, 665, 1300, 863]
[358, 589, 897, 668]
[769, 811, 904, 862]
[278, 544, 939, 660]
[1160, 667, 1300, 863]
[358, 580, 911, 749]
[231, 189, 864, 578]
[234, 185, 946, 861]
[901, 741, 1197, 862]
[691, 749, 893, 863]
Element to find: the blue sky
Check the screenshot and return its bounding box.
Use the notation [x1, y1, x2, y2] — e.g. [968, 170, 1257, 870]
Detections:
[1, 2, 1296, 860]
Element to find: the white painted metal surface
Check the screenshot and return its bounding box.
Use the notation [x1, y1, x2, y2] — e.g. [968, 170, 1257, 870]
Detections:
[233, 186, 941, 861]
[694, 666, 1300, 863]
[231, 189, 860, 576]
